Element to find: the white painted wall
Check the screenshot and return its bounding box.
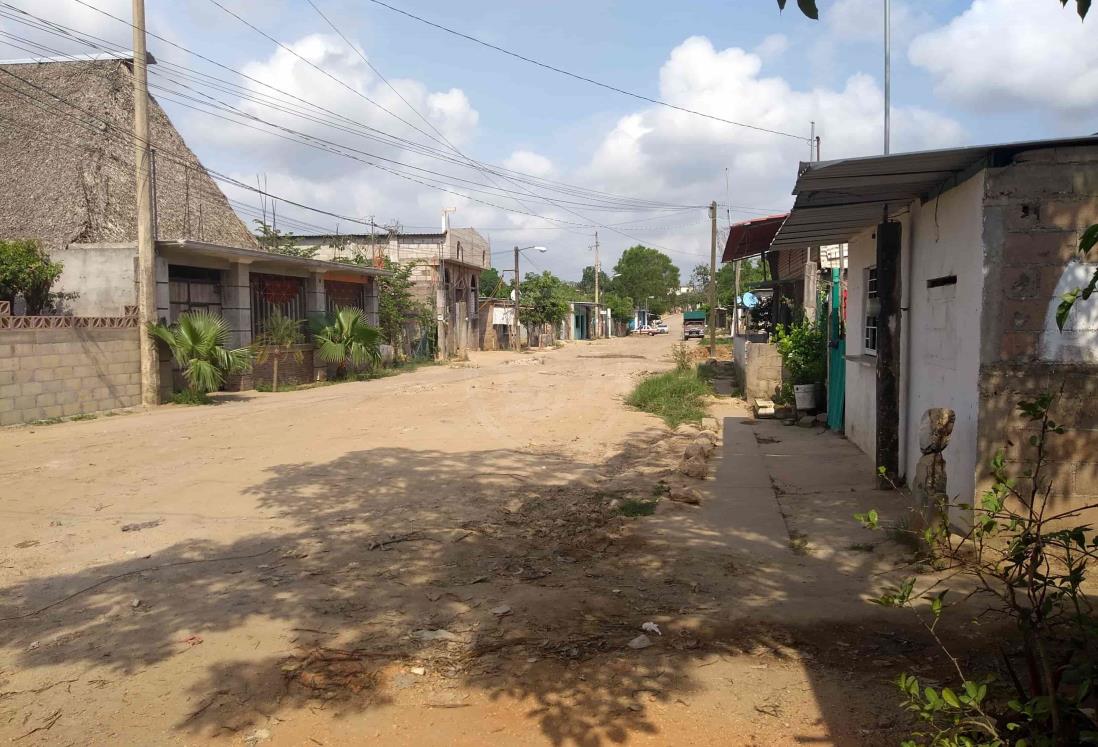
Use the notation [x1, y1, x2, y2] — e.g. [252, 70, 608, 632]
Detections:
[54, 244, 136, 317]
[844, 227, 878, 459]
[904, 172, 986, 506]
[1040, 261, 1098, 362]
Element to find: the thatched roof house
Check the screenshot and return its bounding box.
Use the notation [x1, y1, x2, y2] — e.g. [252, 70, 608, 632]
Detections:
[0, 53, 257, 252]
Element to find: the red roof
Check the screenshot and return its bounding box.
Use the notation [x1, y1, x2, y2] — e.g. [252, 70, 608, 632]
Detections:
[722, 214, 788, 263]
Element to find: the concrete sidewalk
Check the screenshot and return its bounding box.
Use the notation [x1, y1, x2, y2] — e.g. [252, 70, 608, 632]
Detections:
[642, 399, 916, 626]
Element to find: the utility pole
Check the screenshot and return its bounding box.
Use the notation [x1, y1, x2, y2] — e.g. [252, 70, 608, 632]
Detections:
[132, 0, 159, 406]
[734, 257, 742, 337]
[708, 201, 718, 358]
[512, 245, 520, 351]
[593, 231, 600, 339]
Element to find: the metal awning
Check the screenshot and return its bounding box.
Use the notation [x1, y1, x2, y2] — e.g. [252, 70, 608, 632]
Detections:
[771, 135, 1098, 249]
[722, 214, 788, 262]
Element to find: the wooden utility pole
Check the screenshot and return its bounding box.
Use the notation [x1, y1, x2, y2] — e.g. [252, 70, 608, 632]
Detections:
[733, 258, 742, 336]
[132, 0, 159, 406]
[708, 201, 718, 357]
[512, 245, 520, 351]
[593, 231, 600, 338]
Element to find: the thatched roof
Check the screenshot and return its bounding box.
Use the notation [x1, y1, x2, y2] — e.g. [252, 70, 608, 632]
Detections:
[0, 57, 258, 254]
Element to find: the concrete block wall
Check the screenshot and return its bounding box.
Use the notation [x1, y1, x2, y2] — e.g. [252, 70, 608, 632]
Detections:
[977, 146, 1098, 516]
[740, 339, 783, 400]
[0, 328, 140, 425]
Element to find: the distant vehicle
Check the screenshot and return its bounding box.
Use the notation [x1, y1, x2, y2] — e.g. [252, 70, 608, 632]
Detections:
[633, 324, 657, 336]
[654, 322, 669, 334]
[682, 310, 707, 340]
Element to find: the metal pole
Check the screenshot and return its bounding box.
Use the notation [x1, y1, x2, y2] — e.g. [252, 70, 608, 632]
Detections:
[132, 0, 159, 406]
[708, 201, 717, 358]
[593, 231, 600, 338]
[809, 121, 815, 162]
[513, 246, 520, 351]
[734, 258, 742, 337]
[884, 0, 891, 155]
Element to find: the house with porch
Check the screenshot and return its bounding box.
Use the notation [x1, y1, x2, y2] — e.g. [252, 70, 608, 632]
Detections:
[290, 227, 491, 359]
[769, 136, 1098, 522]
[0, 53, 386, 405]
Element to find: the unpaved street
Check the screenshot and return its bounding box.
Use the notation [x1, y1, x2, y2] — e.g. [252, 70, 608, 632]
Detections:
[2, 325, 951, 746]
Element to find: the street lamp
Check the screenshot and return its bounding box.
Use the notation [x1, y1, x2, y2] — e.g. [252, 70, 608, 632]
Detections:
[513, 245, 548, 350]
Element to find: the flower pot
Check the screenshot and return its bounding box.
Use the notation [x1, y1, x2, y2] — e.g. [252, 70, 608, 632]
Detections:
[793, 384, 818, 411]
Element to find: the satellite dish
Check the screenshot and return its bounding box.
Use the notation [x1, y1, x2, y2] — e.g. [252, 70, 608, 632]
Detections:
[741, 292, 760, 309]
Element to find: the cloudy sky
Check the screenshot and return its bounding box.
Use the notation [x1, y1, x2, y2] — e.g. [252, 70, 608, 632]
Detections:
[2, 0, 1095, 279]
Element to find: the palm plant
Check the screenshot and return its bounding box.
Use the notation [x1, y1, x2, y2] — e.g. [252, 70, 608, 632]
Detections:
[254, 312, 304, 392]
[313, 307, 381, 379]
[147, 311, 252, 401]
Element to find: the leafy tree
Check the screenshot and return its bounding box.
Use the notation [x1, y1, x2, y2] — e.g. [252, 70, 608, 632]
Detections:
[253, 312, 305, 392]
[479, 267, 509, 298]
[519, 271, 570, 327]
[1056, 224, 1098, 331]
[601, 291, 634, 321]
[375, 258, 430, 351]
[578, 266, 611, 299]
[778, 0, 1091, 20]
[254, 220, 317, 259]
[611, 245, 680, 315]
[314, 307, 381, 379]
[148, 311, 252, 401]
[0, 238, 70, 314]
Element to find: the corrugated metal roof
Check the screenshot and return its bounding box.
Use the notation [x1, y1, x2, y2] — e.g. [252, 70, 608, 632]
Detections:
[722, 213, 788, 262]
[770, 135, 1098, 249]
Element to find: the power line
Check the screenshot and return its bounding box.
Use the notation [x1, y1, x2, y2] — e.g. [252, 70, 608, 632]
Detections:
[363, 0, 811, 142]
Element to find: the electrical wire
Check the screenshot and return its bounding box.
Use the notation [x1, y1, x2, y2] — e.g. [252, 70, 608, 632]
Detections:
[363, 0, 811, 142]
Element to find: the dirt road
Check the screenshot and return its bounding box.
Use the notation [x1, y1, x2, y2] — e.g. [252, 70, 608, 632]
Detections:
[1, 322, 939, 745]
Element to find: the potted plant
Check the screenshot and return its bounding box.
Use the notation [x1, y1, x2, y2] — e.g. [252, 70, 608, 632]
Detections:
[775, 319, 827, 411]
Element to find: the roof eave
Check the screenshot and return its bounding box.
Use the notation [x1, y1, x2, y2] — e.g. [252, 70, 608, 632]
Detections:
[156, 240, 393, 277]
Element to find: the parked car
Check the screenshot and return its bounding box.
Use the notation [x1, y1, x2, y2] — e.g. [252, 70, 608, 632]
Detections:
[633, 324, 656, 336]
[654, 322, 669, 334]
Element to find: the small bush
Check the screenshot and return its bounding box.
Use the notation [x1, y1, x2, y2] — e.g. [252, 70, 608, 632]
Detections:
[619, 498, 658, 517]
[171, 390, 213, 406]
[625, 370, 710, 427]
[670, 343, 692, 372]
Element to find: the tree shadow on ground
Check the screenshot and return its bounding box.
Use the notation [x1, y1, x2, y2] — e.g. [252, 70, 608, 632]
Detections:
[0, 430, 995, 745]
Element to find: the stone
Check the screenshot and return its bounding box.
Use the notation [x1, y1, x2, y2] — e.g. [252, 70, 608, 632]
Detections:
[491, 605, 512, 617]
[668, 486, 701, 505]
[683, 441, 708, 461]
[701, 417, 720, 433]
[918, 408, 956, 454]
[692, 436, 715, 457]
[678, 456, 708, 480]
[674, 424, 701, 438]
[796, 415, 816, 428]
[695, 430, 719, 445]
[815, 412, 828, 425]
[627, 634, 653, 650]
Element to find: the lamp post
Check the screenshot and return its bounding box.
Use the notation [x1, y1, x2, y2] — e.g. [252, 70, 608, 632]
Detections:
[512, 245, 548, 351]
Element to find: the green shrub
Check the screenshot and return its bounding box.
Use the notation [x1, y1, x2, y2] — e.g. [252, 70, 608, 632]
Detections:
[775, 319, 826, 385]
[625, 370, 710, 427]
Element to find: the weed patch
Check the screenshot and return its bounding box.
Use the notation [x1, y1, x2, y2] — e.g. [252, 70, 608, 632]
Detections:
[625, 370, 710, 427]
[618, 498, 658, 517]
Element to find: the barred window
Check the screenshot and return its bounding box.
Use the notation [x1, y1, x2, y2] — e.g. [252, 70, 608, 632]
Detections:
[864, 266, 878, 354]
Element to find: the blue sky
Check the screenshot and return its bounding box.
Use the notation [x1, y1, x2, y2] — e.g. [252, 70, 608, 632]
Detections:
[4, 0, 1096, 278]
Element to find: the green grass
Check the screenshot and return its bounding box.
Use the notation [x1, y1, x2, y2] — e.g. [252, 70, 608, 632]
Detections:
[696, 336, 733, 346]
[625, 369, 711, 427]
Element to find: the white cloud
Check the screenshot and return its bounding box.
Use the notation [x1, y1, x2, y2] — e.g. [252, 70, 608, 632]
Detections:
[582, 36, 964, 238]
[909, 0, 1098, 115]
[754, 33, 789, 60]
[504, 150, 554, 177]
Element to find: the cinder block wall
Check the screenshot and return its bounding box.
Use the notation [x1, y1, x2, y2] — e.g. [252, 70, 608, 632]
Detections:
[742, 341, 783, 400]
[0, 328, 140, 425]
[978, 146, 1098, 516]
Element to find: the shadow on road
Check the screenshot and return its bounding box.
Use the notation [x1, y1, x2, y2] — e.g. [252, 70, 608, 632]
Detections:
[0, 430, 983, 745]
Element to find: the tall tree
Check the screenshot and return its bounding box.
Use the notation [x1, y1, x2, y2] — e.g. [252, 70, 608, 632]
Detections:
[578, 266, 611, 298]
[479, 267, 509, 298]
[520, 271, 571, 327]
[611, 245, 680, 315]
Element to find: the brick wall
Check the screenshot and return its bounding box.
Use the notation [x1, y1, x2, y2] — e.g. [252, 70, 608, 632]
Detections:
[977, 145, 1098, 515]
[0, 328, 140, 425]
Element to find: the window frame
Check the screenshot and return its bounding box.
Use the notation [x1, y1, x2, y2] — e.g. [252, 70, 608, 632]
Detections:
[864, 265, 879, 355]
